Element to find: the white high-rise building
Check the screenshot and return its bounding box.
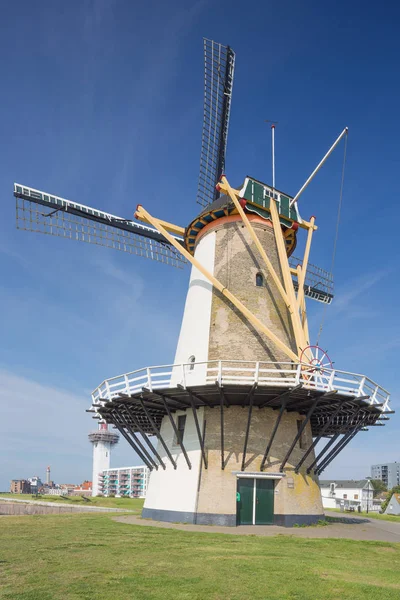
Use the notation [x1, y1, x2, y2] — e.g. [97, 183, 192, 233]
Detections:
[371, 462, 400, 490]
[98, 466, 150, 498]
[88, 423, 119, 496]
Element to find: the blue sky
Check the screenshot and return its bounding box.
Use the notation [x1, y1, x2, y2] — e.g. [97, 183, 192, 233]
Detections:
[0, 0, 399, 490]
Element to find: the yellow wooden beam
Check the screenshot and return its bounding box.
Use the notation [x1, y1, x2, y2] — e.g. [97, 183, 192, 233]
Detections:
[136, 204, 299, 363]
[301, 218, 318, 231]
[296, 265, 310, 347]
[220, 176, 292, 311]
[135, 211, 185, 236]
[296, 216, 315, 313]
[269, 198, 307, 355]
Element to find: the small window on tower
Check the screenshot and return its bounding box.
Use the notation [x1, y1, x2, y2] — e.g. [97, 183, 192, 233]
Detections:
[188, 355, 195, 371]
[256, 272, 264, 287]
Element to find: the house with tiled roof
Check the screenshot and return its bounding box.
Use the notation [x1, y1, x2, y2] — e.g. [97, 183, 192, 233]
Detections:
[385, 493, 400, 515]
[319, 479, 375, 512]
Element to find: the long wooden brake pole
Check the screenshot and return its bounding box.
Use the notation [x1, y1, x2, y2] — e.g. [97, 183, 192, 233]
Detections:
[136, 205, 299, 363]
[269, 199, 307, 353]
[219, 177, 291, 311]
[296, 265, 310, 345]
[296, 216, 315, 313]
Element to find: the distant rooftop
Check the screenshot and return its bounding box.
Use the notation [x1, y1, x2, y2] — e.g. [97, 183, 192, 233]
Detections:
[319, 479, 373, 489]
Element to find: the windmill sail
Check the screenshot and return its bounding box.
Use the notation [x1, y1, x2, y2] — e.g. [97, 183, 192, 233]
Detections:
[14, 184, 187, 268]
[197, 39, 235, 208]
[289, 256, 334, 304]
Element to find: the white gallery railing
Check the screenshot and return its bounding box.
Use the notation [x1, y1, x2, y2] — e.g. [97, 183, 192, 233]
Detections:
[91, 360, 391, 412]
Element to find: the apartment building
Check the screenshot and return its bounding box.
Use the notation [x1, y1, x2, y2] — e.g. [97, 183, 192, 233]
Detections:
[98, 466, 149, 498]
[371, 462, 400, 490]
[10, 479, 31, 494]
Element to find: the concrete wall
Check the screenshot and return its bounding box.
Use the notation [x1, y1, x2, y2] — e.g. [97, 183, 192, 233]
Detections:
[143, 408, 203, 519]
[320, 494, 337, 509]
[0, 500, 124, 515]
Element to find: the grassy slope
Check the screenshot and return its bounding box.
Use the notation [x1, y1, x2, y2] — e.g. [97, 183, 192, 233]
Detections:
[0, 494, 144, 511]
[0, 513, 399, 600]
[327, 507, 400, 523]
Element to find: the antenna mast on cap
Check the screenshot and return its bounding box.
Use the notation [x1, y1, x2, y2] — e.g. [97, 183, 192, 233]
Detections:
[271, 125, 275, 189]
[265, 120, 278, 190]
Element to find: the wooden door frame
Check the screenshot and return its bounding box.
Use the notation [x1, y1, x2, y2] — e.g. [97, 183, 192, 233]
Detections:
[236, 475, 281, 525]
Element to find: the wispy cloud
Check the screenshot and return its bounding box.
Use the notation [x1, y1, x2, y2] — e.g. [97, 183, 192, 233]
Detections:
[332, 268, 391, 314]
[0, 369, 88, 487]
[0, 368, 140, 490]
[309, 267, 392, 335]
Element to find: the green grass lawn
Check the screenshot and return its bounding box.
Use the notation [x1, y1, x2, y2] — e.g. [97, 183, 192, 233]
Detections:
[0, 493, 144, 511]
[326, 507, 400, 523]
[0, 512, 399, 600]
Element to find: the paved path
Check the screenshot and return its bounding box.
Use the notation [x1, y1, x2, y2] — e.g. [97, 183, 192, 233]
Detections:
[114, 511, 400, 543]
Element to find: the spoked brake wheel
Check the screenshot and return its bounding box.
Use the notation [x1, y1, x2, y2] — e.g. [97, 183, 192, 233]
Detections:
[300, 345, 333, 376]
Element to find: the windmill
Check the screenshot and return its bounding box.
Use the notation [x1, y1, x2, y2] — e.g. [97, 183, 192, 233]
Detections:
[13, 39, 392, 526]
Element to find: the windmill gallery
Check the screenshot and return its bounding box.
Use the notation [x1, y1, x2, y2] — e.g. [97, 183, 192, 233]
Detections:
[13, 39, 392, 527]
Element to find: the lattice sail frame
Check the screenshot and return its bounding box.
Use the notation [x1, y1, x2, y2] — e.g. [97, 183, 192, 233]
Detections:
[197, 39, 235, 208]
[289, 256, 334, 304]
[14, 184, 187, 269]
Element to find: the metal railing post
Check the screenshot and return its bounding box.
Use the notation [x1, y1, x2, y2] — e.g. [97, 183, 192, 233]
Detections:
[255, 361, 260, 384]
[146, 368, 153, 392]
[105, 381, 111, 400]
[295, 363, 301, 385]
[383, 394, 390, 412]
[371, 385, 378, 405]
[181, 363, 187, 389]
[328, 369, 335, 391]
[358, 376, 366, 397]
[124, 374, 130, 395]
[217, 361, 222, 386]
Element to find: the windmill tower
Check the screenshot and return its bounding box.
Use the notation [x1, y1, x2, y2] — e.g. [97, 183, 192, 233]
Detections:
[13, 39, 392, 526]
[88, 423, 119, 496]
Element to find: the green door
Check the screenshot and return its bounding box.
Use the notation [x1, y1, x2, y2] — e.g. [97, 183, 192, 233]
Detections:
[237, 478, 253, 525]
[255, 478, 274, 525]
